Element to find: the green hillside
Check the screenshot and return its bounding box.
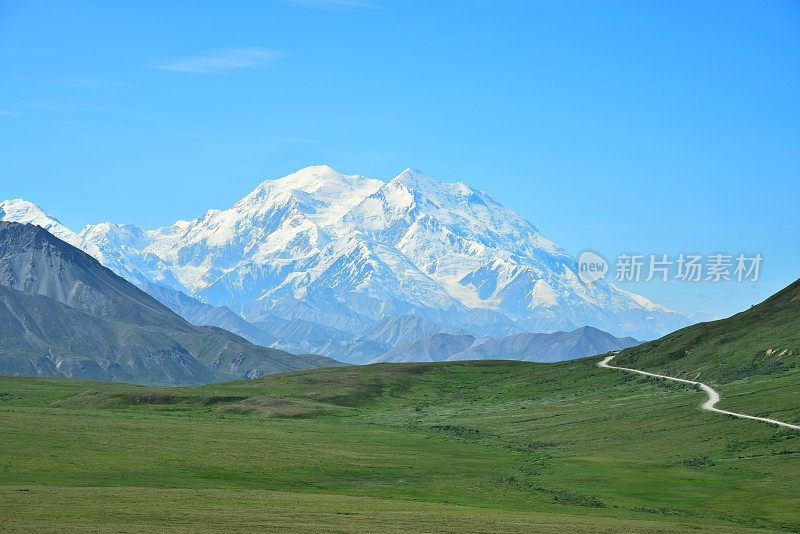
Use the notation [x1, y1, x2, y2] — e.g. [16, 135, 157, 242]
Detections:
[1, 357, 798, 533]
[614, 279, 800, 421]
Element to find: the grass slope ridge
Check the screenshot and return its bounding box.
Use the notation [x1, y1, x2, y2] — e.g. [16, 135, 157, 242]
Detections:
[615, 278, 800, 383]
[0, 221, 343, 384]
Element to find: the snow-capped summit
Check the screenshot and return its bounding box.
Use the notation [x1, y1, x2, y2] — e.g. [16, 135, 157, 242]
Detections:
[238, 165, 383, 227]
[81, 222, 149, 250]
[0, 166, 689, 342]
[0, 199, 81, 247]
[391, 168, 480, 203]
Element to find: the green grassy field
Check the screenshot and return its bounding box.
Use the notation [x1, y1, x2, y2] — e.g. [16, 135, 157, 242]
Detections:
[1, 357, 798, 532]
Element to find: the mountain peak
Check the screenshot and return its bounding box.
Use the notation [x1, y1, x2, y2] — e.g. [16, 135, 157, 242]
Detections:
[260, 165, 376, 192]
[277, 164, 344, 184]
[239, 165, 383, 220]
[396, 167, 425, 178]
[3, 166, 687, 342]
[1, 198, 58, 225]
[391, 168, 434, 188]
[388, 169, 477, 200]
[299, 163, 337, 173]
[80, 221, 149, 249]
[0, 198, 80, 247]
[610, 284, 675, 313]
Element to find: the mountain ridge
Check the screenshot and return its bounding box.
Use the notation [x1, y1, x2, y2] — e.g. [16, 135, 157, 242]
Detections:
[0, 221, 343, 384]
[375, 326, 639, 363]
[1, 165, 689, 347]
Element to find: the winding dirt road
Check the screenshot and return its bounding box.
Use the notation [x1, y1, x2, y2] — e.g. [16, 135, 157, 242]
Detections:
[598, 354, 800, 431]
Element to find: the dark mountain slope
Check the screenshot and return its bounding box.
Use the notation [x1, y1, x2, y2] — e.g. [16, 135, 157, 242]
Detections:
[0, 284, 215, 384]
[0, 222, 343, 384]
[0, 221, 180, 328]
[138, 282, 276, 347]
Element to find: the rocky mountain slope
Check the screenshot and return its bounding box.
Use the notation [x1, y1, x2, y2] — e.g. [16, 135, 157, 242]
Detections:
[0, 222, 342, 384]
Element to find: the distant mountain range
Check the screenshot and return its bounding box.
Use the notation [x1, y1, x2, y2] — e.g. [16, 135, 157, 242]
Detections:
[135, 281, 637, 363]
[1, 165, 685, 363]
[0, 221, 342, 384]
[375, 327, 639, 363]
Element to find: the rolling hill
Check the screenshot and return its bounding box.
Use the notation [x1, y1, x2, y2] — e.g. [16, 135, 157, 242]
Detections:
[615, 278, 800, 383]
[0, 355, 797, 532]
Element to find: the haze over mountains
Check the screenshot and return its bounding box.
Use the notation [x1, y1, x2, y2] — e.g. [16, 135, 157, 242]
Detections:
[376, 327, 639, 364]
[1, 166, 687, 362]
[0, 221, 341, 384]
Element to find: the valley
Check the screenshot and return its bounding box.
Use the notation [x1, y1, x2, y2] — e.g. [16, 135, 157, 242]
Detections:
[3, 275, 797, 532]
[1, 356, 798, 532]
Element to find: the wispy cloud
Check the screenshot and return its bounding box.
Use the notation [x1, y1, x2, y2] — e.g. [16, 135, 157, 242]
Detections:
[153, 48, 282, 74]
[281, 0, 378, 9]
[0, 110, 17, 117]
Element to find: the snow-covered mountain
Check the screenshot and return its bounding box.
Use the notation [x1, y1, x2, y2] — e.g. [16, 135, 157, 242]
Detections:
[0, 199, 82, 247]
[1, 165, 689, 353]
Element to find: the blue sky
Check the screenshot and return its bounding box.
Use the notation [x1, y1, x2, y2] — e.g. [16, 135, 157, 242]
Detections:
[1, 0, 798, 318]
